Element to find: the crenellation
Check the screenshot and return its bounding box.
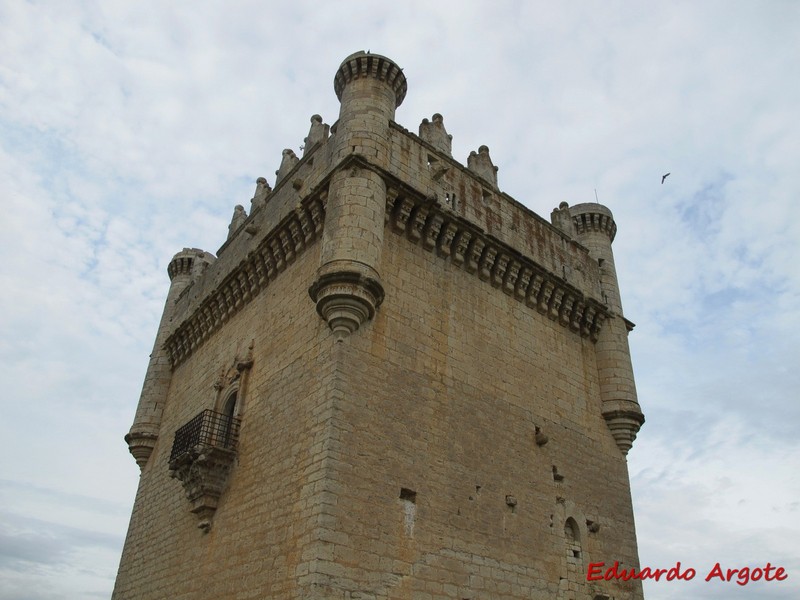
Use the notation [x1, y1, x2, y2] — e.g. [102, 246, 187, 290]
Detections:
[250, 176, 272, 213]
[275, 148, 301, 185]
[304, 114, 331, 157]
[419, 113, 453, 157]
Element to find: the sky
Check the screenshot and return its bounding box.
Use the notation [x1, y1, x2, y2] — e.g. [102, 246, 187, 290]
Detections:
[1, 1, 798, 599]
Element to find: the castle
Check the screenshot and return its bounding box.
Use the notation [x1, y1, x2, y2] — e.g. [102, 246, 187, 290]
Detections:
[113, 51, 645, 600]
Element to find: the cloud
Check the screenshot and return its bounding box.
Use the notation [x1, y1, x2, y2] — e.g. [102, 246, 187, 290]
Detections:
[1, 1, 798, 598]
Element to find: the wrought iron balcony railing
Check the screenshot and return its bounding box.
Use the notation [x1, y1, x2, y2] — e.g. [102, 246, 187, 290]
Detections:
[169, 409, 241, 463]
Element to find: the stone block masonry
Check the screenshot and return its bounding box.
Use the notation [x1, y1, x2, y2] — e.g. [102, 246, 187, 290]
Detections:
[113, 51, 645, 600]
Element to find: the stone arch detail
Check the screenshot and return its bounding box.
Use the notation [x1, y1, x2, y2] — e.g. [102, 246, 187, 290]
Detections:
[564, 517, 582, 561]
[555, 500, 592, 599]
[212, 341, 254, 419]
[216, 383, 241, 419]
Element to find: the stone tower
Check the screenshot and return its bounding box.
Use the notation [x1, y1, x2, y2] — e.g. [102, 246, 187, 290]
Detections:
[113, 52, 645, 600]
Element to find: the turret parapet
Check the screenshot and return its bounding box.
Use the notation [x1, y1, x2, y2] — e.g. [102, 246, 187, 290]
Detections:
[303, 114, 330, 157]
[334, 51, 407, 109]
[419, 113, 453, 156]
[275, 149, 300, 184]
[467, 145, 499, 188]
[227, 205, 247, 240]
[570, 202, 617, 242]
[168, 248, 215, 281]
[251, 177, 272, 212]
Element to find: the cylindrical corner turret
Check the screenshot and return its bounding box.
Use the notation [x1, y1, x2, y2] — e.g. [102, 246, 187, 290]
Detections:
[334, 51, 407, 119]
[125, 248, 215, 469]
[311, 52, 405, 336]
[330, 51, 406, 167]
[570, 203, 644, 454]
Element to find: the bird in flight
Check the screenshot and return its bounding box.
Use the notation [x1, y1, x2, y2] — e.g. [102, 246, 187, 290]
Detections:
[661, 172, 671, 184]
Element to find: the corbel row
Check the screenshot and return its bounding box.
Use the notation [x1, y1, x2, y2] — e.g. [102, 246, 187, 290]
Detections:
[386, 191, 609, 341]
[572, 210, 617, 242]
[165, 193, 327, 368]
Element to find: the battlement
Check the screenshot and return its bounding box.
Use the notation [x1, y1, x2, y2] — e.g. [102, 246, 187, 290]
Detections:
[161, 61, 625, 364]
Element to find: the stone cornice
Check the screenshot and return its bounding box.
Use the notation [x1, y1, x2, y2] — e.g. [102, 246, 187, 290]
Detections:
[384, 183, 611, 342]
[163, 153, 612, 369]
[164, 192, 326, 368]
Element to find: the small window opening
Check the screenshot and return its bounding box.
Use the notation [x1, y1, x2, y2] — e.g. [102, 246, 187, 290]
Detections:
[400, 488, 417, 537]
[223, 392, 237, 419]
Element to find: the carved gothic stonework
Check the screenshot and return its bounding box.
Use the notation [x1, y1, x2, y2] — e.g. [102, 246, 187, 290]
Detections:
[169, 446, 237, 532]
[123, 431, 157, 469]
[308, 271, 385, 337]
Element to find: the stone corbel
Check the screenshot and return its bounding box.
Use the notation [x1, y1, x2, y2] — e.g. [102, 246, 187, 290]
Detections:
[308, 271, 385, 337]
[169, 446, 238, 532]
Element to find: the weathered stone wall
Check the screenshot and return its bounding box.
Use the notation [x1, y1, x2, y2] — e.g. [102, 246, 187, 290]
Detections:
[300, 231, 643, 599]
[114, 245, 345, 598]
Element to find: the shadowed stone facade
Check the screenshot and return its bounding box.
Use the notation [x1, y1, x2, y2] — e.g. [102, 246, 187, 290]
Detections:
[114, 51, 645, 600]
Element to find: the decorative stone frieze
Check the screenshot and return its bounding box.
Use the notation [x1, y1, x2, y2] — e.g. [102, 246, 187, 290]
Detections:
[164, 194, 326, 368]
[385, 191, 610, 341]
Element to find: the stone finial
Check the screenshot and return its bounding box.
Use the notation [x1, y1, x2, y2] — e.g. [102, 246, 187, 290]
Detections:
[228, 205, 247, 239]
[419, 113, 452, 156]
[467, 145, 498, 188]
[303, 114, 330, 157]
[251, 177, 272, 212]
[275, 148, 300, 184]
[550, 201, 574, 236]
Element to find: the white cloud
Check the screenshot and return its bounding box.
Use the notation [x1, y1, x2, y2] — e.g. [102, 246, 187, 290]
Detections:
[1, 1, 798, 598]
